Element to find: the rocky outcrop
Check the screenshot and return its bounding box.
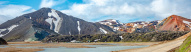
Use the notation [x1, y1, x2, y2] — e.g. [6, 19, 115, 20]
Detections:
[0, 38, 7, 45]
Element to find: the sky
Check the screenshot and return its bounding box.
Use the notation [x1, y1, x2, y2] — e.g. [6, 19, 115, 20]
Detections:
[0, 0, 191, 24]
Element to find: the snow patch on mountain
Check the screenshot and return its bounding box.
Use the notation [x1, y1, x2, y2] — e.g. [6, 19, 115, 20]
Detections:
[158, 21, 162, 24]
[133, 24, 138, 28]
[99, 19, 123, 26]
[48, 9, 61, 33]
[0, 25, 19, 37]
[183, 20, 191, 29]
[99, 27, 107, 34]
[69, 31, 71, 35]
[0, 29, 6, 34]
[45, 18, 53, 30]
[183, 20, 191, 25]
[113, 27, 119, 31]
[77, 21, 81, 35]
[30, 17, 32, 19]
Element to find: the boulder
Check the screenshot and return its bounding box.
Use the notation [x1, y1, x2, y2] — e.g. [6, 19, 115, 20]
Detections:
[0, 38, 8, 45]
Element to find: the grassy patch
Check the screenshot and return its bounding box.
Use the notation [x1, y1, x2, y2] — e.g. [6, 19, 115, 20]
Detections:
[175, 34, 191, 52]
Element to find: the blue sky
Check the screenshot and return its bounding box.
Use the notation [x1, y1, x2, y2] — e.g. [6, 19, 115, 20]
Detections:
[0, 0, 191, 24]
[0, 0, 83, 10]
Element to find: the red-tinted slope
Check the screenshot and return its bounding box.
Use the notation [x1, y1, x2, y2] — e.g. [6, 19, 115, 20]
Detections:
[158, 15, 191, 31]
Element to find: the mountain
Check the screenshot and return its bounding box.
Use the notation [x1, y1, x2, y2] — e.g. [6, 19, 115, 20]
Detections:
[157, 15, 191, 31]
[99, 20, 160, 33]
[98, 19, 123, 31]
[99, 15, 191, 33]
[0, 8, 115, 42]
[121, 21, 160, 33]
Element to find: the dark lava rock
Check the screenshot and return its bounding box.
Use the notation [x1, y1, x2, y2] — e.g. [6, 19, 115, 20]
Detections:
[0, 38, 8, 45]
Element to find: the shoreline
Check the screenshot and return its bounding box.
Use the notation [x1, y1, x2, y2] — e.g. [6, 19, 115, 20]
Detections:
[0, 41, 159, 52]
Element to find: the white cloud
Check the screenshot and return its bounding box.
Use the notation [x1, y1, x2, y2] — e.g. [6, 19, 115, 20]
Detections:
[40, 0, 66, 8]
[151, 0, 191, 19]
[0, 4, 35, 24]
[61, 0, 191, 23]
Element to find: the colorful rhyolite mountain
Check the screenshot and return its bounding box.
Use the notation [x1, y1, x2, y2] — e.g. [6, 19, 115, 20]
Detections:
[99, 15, 191, 33]
[157, 15, 191, 31]
[99, 20, 160, 33]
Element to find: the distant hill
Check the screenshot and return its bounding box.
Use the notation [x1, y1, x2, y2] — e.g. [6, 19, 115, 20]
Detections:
[99, 15, 191, 33]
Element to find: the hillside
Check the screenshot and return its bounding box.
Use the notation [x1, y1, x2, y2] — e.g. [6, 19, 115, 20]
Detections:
[99, 20, 160, 33]
[99, 15, 191, 33]
[157, 15, 191, 31]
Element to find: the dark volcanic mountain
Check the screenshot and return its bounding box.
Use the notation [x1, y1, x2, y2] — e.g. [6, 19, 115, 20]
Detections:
[0, 8, 115, 42]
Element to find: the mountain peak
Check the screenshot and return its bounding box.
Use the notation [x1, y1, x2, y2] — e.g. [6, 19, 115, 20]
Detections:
[158, 15, 191, 31]
[169, 15, 182, 18]
[39, 7, 52, 10]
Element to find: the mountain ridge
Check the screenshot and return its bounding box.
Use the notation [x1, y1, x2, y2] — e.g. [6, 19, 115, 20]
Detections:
[0, 8, 191, 42]
[0, 8, 115, 41]
[98, 15, 191, 33]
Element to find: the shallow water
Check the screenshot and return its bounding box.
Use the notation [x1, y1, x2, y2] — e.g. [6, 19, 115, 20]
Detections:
[0, 45, 8, 48]
[39, 45, 149, 52]
[0, 44, 149, 52]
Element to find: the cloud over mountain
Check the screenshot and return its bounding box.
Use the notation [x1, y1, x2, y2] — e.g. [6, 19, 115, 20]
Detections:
[61, 0, 191, 23]
[39, 0, 66, 8]
[0, 3, 35, 24]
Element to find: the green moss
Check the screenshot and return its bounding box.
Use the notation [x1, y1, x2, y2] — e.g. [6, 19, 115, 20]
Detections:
[175, 34, 191, 52]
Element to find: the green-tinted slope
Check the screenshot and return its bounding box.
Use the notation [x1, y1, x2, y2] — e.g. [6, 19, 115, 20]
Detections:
[175, 33, 191, 52]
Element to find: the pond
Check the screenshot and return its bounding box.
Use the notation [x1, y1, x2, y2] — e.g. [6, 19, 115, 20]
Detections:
[39, 45, 149, 52]
[0, 43, 149, 52]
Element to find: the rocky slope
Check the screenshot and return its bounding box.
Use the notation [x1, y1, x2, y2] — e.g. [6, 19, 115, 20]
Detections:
[157, 15, 191, 31]
[0, 8, 115, 42]
[0, 38, 7, 45]
[99, 20, 160, 33]
[98, 19, 123, 31]
[99, 15, 191, 33]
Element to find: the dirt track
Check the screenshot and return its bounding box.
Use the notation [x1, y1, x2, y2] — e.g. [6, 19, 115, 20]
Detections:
[116, 32, 191, 52]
